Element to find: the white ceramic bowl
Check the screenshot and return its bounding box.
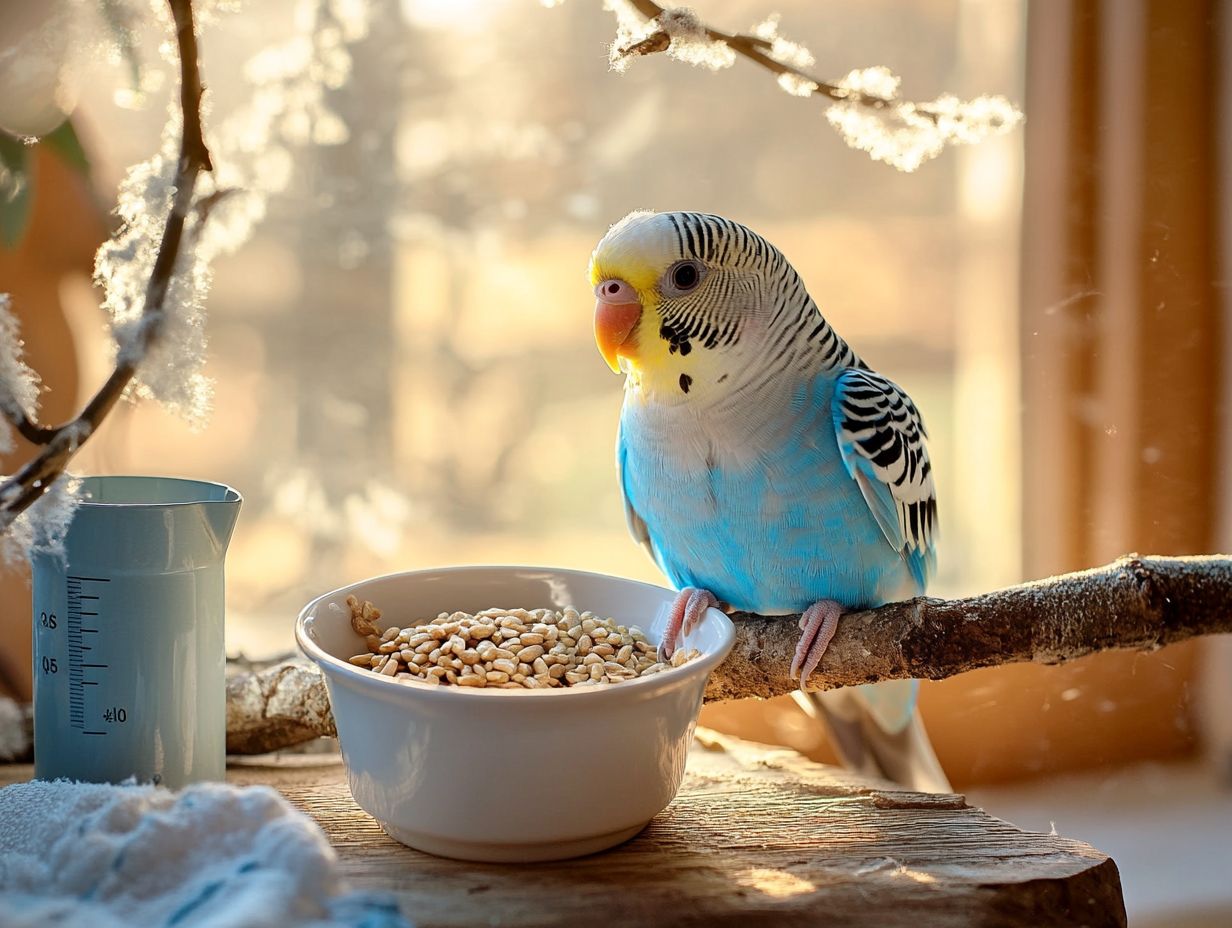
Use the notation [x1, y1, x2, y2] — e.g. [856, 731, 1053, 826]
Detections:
[296, 565, 735, 862]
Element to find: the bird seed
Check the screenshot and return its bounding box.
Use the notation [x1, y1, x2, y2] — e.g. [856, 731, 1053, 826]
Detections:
[344, 595, 698, 689]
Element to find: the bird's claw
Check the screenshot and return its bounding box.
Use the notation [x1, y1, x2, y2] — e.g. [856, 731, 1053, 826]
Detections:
[659, 587, 718, 662]
[790, 600, 843, 689]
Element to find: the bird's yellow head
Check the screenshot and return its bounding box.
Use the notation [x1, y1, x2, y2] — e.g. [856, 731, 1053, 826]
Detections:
[588, 210, 778, 402]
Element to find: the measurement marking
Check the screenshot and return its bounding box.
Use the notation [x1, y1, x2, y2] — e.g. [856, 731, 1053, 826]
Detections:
[65, 578, 110, 734]
[69, 582, 84, 739]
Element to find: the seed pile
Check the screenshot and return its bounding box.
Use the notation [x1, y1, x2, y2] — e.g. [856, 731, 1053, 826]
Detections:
[345, 595, 698, 688]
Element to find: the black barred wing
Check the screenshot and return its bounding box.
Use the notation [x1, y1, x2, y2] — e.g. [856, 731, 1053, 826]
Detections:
[831, 368, 937, 587]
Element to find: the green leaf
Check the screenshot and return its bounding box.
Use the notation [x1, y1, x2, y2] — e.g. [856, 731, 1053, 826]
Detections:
[43, 120, 90, 176]
[0, 132, 32, 249]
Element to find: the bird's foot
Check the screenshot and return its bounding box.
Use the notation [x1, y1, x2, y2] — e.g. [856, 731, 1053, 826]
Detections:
[659, 587, 719, 662]
[790, 599, 843, 689]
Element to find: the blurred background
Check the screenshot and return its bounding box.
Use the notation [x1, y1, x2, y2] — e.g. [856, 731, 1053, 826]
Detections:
[1, 0, 1229, 923]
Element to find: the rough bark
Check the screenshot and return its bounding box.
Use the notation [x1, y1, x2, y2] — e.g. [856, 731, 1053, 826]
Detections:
[3, 554, 1227, 758]
[233, 730, 1128, 927]
[0, 729, 1128, 926]
[0, 698, 32, 763]
[225, 660, 336, 754]
[704, 554, 1232, 701]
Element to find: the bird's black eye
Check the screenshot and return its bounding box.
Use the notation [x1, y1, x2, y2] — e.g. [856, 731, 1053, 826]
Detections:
[670, 261, 701, 292]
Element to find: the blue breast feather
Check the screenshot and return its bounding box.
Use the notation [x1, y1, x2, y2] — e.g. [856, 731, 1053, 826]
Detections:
[618, 371, 924, 614]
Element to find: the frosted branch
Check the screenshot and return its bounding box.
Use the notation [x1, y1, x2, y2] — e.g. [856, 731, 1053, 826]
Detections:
[0, 473, 84, 567]
[0, 295, 48, 452]
[607, 1, 1023, 171]
[0, 0, 211, 538]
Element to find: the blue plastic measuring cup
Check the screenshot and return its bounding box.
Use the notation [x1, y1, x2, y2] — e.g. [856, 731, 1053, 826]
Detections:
[31, 476, 241, 788]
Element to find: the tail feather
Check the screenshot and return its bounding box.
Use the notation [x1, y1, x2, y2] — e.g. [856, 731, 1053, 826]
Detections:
[793, 681, 951, 794]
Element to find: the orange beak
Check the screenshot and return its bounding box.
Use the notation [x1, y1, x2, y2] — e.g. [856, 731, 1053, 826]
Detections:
[593, 279, 643, 373]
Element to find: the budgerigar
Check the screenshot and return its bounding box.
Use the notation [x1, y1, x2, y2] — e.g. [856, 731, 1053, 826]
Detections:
[589, 210, 949, 792]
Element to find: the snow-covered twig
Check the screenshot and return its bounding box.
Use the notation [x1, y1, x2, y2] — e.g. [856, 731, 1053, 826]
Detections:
[0, 0, 210, 532]
[612, 0, 888, 107]
[0, 296, 51, 451]
[607, 0, 1022, 171]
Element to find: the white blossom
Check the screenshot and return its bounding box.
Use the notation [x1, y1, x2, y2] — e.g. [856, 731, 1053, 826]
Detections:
[0, 295, 43, 455]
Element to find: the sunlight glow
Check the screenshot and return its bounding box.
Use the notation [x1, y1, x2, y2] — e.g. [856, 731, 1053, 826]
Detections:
[400, 0, 504, 31]
[734, 868, 817, 899]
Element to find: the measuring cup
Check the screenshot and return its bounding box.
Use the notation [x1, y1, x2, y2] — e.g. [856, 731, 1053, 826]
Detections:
[31, 476, 241, 788]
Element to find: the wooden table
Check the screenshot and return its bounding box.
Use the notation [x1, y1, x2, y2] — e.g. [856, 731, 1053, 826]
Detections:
[1, 732, 1126, 927]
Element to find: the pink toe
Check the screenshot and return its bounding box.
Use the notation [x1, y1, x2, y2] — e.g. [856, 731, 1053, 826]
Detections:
[792, 600, 843, 688]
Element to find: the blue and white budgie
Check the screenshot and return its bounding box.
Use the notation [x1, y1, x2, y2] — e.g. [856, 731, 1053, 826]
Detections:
[589, 210, 950, 793]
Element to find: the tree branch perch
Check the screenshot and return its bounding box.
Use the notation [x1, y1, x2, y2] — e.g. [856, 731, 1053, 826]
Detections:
[706, 554, 1232, 701]
[3, 554, 1225, 760]
[209, 554, 1232, 755]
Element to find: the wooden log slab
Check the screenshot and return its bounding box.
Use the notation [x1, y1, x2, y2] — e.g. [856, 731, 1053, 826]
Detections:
[234, 730, 1125, 927]
[0, 732, 1125, 926]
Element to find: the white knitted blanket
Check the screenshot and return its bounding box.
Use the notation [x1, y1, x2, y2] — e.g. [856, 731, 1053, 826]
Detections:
[0, 778, 408, 928]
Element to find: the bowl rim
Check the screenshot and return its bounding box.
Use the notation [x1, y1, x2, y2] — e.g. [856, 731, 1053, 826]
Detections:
[296, 563, 736, 702]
